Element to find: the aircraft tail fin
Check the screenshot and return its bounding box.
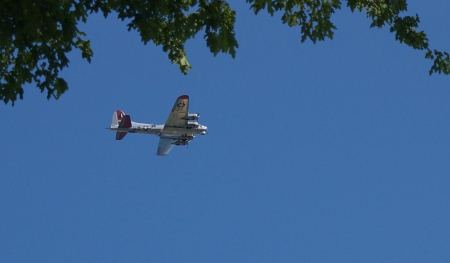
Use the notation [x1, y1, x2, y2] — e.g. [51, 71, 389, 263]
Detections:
[111, 110, 125, 127]
[111, 110, 132, 140]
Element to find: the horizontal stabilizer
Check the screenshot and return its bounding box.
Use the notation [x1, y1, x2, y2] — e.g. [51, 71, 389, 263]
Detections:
[119, 115, 132, 128]
[116, 132, 127, 140]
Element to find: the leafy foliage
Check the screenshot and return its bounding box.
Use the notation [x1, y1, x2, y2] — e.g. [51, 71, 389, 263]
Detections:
[0, 0, 448, 105]
[248, 0, 450, 75]
[1, 0, 238, 105]
[0, 0, 90, 105]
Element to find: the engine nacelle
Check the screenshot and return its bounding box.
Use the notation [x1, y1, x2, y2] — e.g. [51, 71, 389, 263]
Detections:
[183, 113, 200, 120]
[178, 135, 195, 140]
[186, 121, 199, 128]
[173, 140, 189, 146]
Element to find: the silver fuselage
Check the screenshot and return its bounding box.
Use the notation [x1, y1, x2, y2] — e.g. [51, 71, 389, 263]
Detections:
[109, 121, 207, 136]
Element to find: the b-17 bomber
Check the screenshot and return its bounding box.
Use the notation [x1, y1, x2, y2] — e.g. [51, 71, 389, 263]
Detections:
[109, 95, 207, 156]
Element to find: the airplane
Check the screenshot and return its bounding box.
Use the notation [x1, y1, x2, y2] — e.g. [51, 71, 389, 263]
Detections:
[109, 95, 207, 156]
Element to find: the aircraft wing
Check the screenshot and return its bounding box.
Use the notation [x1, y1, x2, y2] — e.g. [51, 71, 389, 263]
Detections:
[156, 137, 176, 156]
[162, 95, 189, 133]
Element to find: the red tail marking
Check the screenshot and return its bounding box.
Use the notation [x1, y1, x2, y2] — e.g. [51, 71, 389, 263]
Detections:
[119, 115, 132, 128]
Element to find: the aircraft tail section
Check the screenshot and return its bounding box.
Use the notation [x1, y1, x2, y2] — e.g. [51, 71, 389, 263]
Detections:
[116, 132, 128, 140]
[111, 110, 125, 127]
[111, 110, 132, 140]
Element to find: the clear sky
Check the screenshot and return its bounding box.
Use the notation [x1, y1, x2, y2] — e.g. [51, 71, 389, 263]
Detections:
[2, 2, 450, 262]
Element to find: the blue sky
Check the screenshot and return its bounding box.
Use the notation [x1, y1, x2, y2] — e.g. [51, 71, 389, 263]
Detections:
[2, 2, 450, 262]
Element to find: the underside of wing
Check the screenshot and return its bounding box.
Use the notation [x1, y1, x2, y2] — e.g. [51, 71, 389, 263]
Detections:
[162, 95, 189, 133]
[157, 137, 176, 156]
